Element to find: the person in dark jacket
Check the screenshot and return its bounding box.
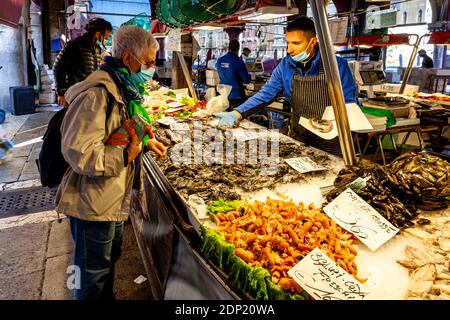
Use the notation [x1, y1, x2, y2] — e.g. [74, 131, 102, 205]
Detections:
[53, 18, 112, 107]
[418, 49, 434, 68]
[216, 39, 251, 109]
[214, 17, 357, 156]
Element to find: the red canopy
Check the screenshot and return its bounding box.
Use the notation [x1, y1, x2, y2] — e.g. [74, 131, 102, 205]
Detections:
[0, 0, 24, 28]
[428, 32, 450, 45]
[349, 34, 412, 47]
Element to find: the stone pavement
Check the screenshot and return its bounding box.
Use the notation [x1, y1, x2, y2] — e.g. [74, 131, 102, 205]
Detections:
[0, 106, 152, 300]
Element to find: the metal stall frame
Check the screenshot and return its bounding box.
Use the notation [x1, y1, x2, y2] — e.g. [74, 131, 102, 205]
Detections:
[399, 33, 431, 94]
[130, 153, 253, 300]
[309, 0, 356, 166]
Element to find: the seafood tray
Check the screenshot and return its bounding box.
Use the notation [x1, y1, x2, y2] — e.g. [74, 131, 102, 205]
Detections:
[204, 197, 363, 298]
[143, 119, 450, 300]
[387, 152, 450, 210]
[325, 165, 419, 229]
[397, 210, 450, 300]
[152, 119, 340, 207]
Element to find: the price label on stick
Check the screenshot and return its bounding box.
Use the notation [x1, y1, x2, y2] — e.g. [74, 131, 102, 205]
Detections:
[166, 28, 181, 52]
[288, 248, 370, 300]
[285, 157, 326, 174]
[323, 188, 399, 251]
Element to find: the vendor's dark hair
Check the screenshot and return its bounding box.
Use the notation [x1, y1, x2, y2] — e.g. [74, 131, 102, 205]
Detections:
[85, 17, 112, 36]
[229, 39, 240, 53]
[286, 16, 316, 39]
[243, 47, 251, 52]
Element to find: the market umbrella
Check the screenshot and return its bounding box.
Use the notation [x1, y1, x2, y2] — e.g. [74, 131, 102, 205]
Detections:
[157, 0, 188, 28]
[168, 0, 200, 26]
[175, 0, 217, 23]
[201, 0, 245, 16]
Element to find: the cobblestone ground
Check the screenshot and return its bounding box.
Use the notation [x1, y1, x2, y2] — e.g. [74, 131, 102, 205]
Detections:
[0, 106, 152, 300]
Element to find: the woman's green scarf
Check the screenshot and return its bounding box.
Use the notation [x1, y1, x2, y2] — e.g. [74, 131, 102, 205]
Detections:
[101, 56, 152, 145]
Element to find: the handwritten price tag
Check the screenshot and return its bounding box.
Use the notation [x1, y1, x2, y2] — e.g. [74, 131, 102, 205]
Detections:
[288, 248, 370, 300]
[285, 157, 326, 174]
[323, 188, 399, 251]
[166, 28, 181, 52]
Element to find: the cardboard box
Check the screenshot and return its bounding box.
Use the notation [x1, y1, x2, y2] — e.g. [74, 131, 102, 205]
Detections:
[206, 70, 219, 79]
[39, 92, 56, 104]
[41, 69, 54, 76]
[41, 84, 55, 92]
[206, 77, 219, 86]
[41, 74, 54, 84]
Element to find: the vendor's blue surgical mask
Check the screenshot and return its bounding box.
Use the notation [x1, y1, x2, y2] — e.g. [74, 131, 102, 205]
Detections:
[291, 40, 313, 63]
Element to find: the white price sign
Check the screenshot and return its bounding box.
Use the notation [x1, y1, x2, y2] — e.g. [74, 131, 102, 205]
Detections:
[288, 248, 370, 300]
[285, 157, 326, 174]
[323, 188, 399, 251]
[166, 28, 181, 52]
[328, 17, 348, 44]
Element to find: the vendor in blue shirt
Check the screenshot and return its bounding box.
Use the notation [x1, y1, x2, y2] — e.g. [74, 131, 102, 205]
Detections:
[214, 17, 357, 156]
[216, 39, 251, 110]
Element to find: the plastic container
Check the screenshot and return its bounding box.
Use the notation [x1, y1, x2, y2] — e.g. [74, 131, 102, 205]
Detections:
[9, 86, 35, 115]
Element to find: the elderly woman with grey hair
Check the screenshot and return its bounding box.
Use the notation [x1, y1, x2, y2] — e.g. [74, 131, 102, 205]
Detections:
[55, 25, 166, 300]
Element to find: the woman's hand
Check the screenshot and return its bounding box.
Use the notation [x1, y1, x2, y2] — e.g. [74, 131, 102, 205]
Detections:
[58, 96, 68, 108]
[147, 137, 167, 158]
[125, 124, 142, 163]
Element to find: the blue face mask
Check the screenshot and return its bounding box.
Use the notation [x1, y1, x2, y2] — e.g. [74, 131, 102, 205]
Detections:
[292, 51, 309, 63]
[140, 66, 155, 80]
[291, 40, 313, 63]
[129, 67, 155, 86]
[129, 52, 155, 85]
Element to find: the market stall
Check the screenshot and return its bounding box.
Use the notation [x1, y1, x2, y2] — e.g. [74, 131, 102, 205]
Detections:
[124, 86, 449, 300]
[130, 112, 450, 300]
[125, 1, 450, 301]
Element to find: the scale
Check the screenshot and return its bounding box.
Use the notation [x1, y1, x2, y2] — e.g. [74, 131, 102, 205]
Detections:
[350, 60, 410, 112]
[349, 61, 387, 99]
[245, 58, 264, 73]
[245, 58, 266, 93]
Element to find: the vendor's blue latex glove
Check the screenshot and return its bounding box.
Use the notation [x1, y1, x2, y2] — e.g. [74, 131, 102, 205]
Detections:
[214, 111, 238, 127]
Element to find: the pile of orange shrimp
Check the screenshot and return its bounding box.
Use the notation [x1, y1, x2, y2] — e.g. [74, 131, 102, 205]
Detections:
[211, 197, 365, 294]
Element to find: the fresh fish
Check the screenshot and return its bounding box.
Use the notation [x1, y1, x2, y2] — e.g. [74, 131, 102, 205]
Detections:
[438, 237, 450, 252]
[309, 118, 333, 133]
